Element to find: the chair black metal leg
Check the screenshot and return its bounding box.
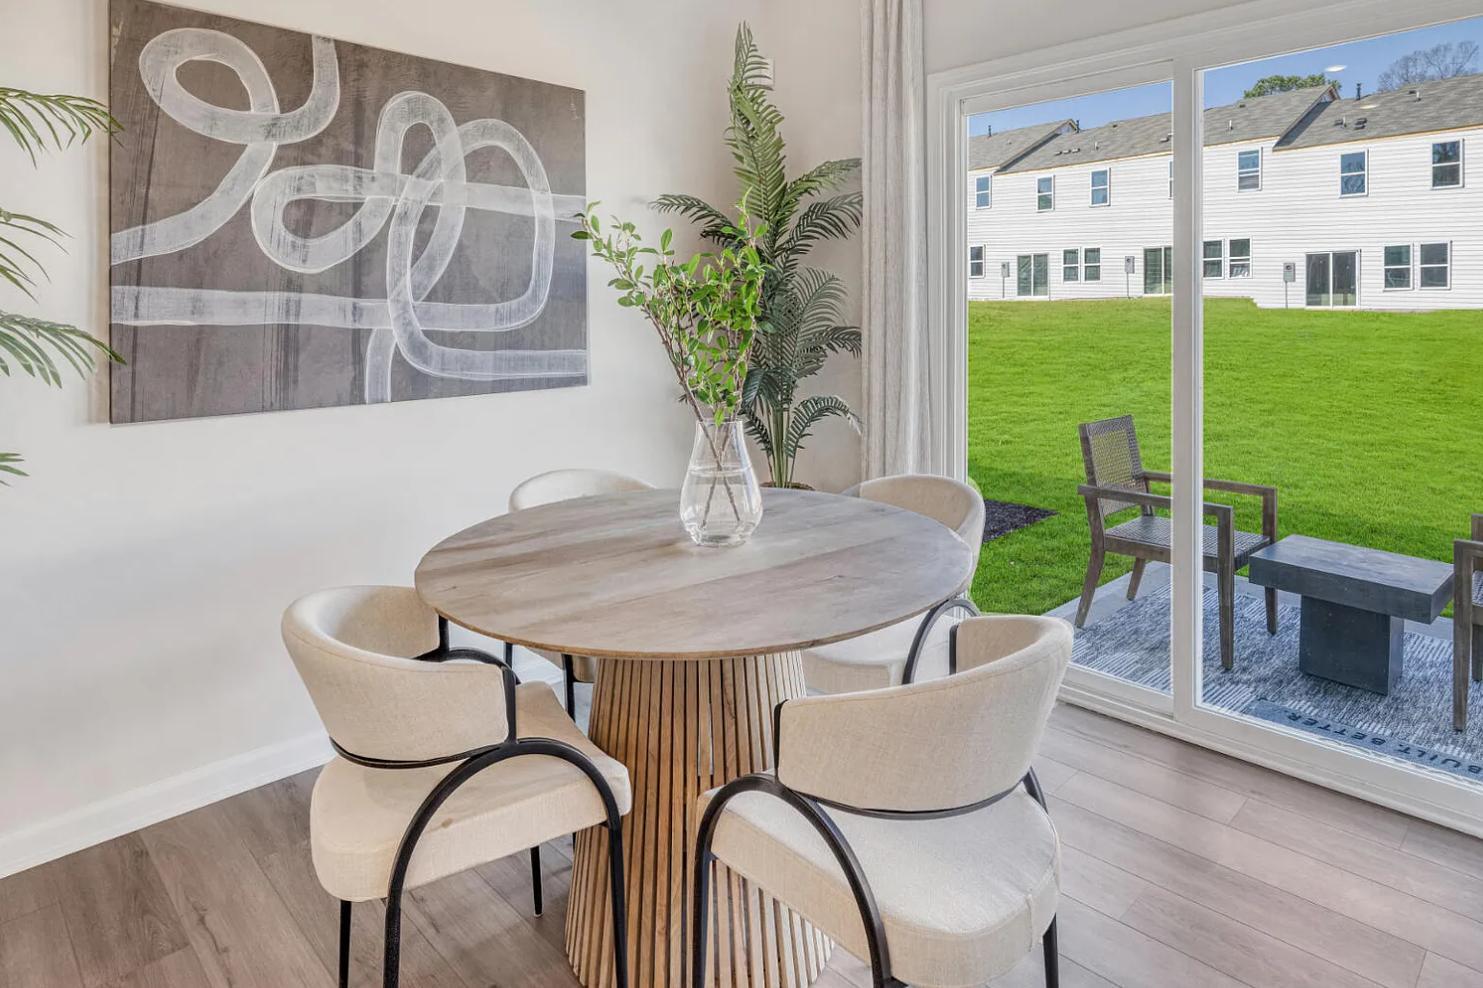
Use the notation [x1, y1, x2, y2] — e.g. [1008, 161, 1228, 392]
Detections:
[338, 900, 352, 988]
[1043, 915, 1060, 988]
[562, 653, 577, 720]
[383, 891, 402, 988]
[607, 820, 629, 988]
[691, 845, 712, 988]
[529, 845, 544, 916]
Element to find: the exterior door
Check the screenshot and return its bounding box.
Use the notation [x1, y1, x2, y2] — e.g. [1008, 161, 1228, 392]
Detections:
[1143, 245, 1173, 295]
[1305, 251, 1358, 307]
[1016, 253, 1049, 296]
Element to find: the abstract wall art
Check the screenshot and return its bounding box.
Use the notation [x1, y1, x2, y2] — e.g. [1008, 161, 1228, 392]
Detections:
[108, 0, 587, 423]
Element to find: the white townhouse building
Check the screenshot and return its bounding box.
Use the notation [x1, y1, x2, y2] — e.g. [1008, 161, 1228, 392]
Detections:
[966, 75, 1483, 309]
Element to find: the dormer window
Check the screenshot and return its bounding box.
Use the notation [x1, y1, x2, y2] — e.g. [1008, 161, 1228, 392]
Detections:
[1433, 141, 1462, 188]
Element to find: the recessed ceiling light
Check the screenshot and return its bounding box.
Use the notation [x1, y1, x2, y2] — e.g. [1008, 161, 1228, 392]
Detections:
[1326, 64, 1347, 73]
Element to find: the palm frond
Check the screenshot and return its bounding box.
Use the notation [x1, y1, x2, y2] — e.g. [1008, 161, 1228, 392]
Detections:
[0, 310, 123, 387]
[786, 394, 861, 453]
[742, 404, 774, 457]
[778, 158, 861, 225]
[0, 207, 67, 300]
[652, 194, 736, 244]
[0, 451, 27, 486]
[0, 88, 120, 165]
[781, 193, 863, 265]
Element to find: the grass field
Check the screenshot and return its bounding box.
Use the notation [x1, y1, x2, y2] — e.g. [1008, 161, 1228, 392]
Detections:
[966, 297, 1481, 615]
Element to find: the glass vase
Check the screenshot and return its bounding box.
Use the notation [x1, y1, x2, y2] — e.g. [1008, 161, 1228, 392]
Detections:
[680, 418, 764, 547]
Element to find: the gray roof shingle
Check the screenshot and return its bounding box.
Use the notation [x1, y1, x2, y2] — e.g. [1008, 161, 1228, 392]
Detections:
[1275, 73, 1483, 150]
[997, 85, 1336, 174]
[968, 121, 1075, 170]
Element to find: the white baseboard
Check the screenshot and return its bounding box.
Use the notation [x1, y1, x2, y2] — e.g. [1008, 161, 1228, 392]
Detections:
[0, 731, 333, 880]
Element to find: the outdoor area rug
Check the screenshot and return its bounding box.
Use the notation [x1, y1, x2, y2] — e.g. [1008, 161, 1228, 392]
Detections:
[982, 498, 1056, 543]
[1070, 582, 1483, 775]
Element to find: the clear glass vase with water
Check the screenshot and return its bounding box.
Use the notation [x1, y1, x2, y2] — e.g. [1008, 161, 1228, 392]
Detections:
[680, 419, 764, 547]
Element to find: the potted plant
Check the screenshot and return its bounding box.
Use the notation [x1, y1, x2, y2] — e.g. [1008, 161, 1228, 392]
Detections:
[656, 25, 862, 490]
[574, 202, 768, 547]
[1, 86, 123, 483]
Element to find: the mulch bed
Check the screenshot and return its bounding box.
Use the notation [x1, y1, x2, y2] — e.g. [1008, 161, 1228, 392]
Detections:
[981, 498, 1056, 543]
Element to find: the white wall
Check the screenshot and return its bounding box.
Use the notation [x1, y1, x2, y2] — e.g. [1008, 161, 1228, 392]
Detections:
[0, 0, 860, 875]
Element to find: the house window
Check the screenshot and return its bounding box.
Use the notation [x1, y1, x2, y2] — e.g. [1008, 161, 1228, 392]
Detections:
[1383, 244, 1412, 289]
[1017, 253, 1049, 296]
[1419, 242, 1451, 288]
[1091, 169, 1110, 206]
[1168, 159, 1173, 199]
[1340, 151, 1367, 196]
[1063, 248, 1080, 282]
[1143, 245, 1173, 295]
[969, 245, 985, 278]
[974, 174, 992, 208]
[1037, 176, 1054, 211]
[1084, 247, 1102, 282]
[1432, 141, 1463, 188]
[1202, 240, 1224, 278]
[1237, 149, 1261, 191]
[1228, 238, 1251, 278]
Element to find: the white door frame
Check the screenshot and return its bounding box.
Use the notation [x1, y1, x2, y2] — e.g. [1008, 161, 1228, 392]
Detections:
[927, 0, 1483, 835]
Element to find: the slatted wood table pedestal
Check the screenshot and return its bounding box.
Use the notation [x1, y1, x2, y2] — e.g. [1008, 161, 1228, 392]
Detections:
[415, 488, 975, 988]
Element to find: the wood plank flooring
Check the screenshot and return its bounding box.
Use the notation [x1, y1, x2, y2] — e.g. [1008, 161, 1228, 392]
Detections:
[4, 701, 1483, 987]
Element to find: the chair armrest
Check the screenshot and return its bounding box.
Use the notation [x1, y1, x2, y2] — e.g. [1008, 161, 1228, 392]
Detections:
[1078, 484, 1233, 528]
[1141, 471, 1277, 540]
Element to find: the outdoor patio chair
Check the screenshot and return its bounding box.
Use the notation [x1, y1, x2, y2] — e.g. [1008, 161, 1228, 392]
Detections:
[1452, 514, 1483, 731]
[1074, 415, 1278, 670]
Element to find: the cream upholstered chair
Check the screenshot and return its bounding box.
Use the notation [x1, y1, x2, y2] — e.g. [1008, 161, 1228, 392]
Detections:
[694, 615, 1072, 988]
[508, 469, 655, 716]
[803, 474, 987, 692]
[283, 586, 631, 988]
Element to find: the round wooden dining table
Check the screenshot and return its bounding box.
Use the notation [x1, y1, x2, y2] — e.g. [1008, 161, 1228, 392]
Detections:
[414, 487, 975, 988]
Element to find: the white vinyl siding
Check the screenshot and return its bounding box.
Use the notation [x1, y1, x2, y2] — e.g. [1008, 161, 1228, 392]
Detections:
[1419, 241, 1451, 288]
[1340, 150, 1368, 197]
[963, 125, 1483, 309]
[1432, 140, 1463, 189]
[1237, 149, 1261, 191]
[1091, 169, 1111, 206]
[1037, 176, 1054, 211]
[969, 244, 985, 278]
[1383, 244, 1412, 289]
[975, 174, 992, 208]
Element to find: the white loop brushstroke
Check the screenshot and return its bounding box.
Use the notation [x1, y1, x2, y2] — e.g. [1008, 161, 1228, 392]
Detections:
[111, 29, 339, 264]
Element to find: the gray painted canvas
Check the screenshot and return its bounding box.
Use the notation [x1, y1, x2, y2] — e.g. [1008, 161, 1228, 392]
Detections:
[108, 0, 587, 423]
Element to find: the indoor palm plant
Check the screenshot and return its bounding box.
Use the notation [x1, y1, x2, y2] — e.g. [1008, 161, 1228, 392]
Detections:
[656, 24, 862, 489]
[574, 202, 768, 546]
[1, 86, 123, 484]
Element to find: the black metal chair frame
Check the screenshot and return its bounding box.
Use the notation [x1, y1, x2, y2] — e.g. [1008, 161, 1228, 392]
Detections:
[692, 628, 1059, 988]
[901, 595, 982, 684]
[332, 619, 629, 988]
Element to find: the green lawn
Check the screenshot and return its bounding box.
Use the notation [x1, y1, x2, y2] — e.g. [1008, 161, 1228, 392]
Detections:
[966, 297, 1481, 615]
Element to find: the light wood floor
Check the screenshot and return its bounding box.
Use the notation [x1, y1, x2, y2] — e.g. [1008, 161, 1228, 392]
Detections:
[5, 702, 1483, 987]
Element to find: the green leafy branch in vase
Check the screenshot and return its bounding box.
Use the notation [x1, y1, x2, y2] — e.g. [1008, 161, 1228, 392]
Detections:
[573, 201, 767, 521]
[1, 86, 125, 484]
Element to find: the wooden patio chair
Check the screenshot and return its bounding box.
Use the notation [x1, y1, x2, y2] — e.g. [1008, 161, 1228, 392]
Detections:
[1452, 514, 1483, 731]
[1074, 415, 1278, 670]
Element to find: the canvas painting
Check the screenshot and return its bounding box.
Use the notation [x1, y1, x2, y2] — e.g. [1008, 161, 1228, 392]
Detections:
[108, 0, 587, 423]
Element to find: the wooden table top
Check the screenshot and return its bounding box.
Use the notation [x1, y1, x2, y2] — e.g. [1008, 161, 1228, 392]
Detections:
[414, 487, 975, 659]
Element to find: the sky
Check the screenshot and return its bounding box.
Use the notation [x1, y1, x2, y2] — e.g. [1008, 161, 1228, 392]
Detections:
[968, 16, 1483, 136]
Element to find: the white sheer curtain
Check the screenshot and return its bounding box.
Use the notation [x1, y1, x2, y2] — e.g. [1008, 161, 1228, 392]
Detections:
[860, 0, 935, 478]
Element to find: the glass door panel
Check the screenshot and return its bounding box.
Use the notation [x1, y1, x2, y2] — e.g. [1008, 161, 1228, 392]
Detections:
[964, 78, 1174, 703]
[1305, 253, 1330, 306]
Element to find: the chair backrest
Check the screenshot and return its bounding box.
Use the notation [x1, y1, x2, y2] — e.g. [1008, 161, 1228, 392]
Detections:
[508, 469, 654, 512]
[774, 615, 1072, 813]
[282, 586, 510, 762]
[856, 473, 986, 579]
[1078, 415, 1149, 519]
